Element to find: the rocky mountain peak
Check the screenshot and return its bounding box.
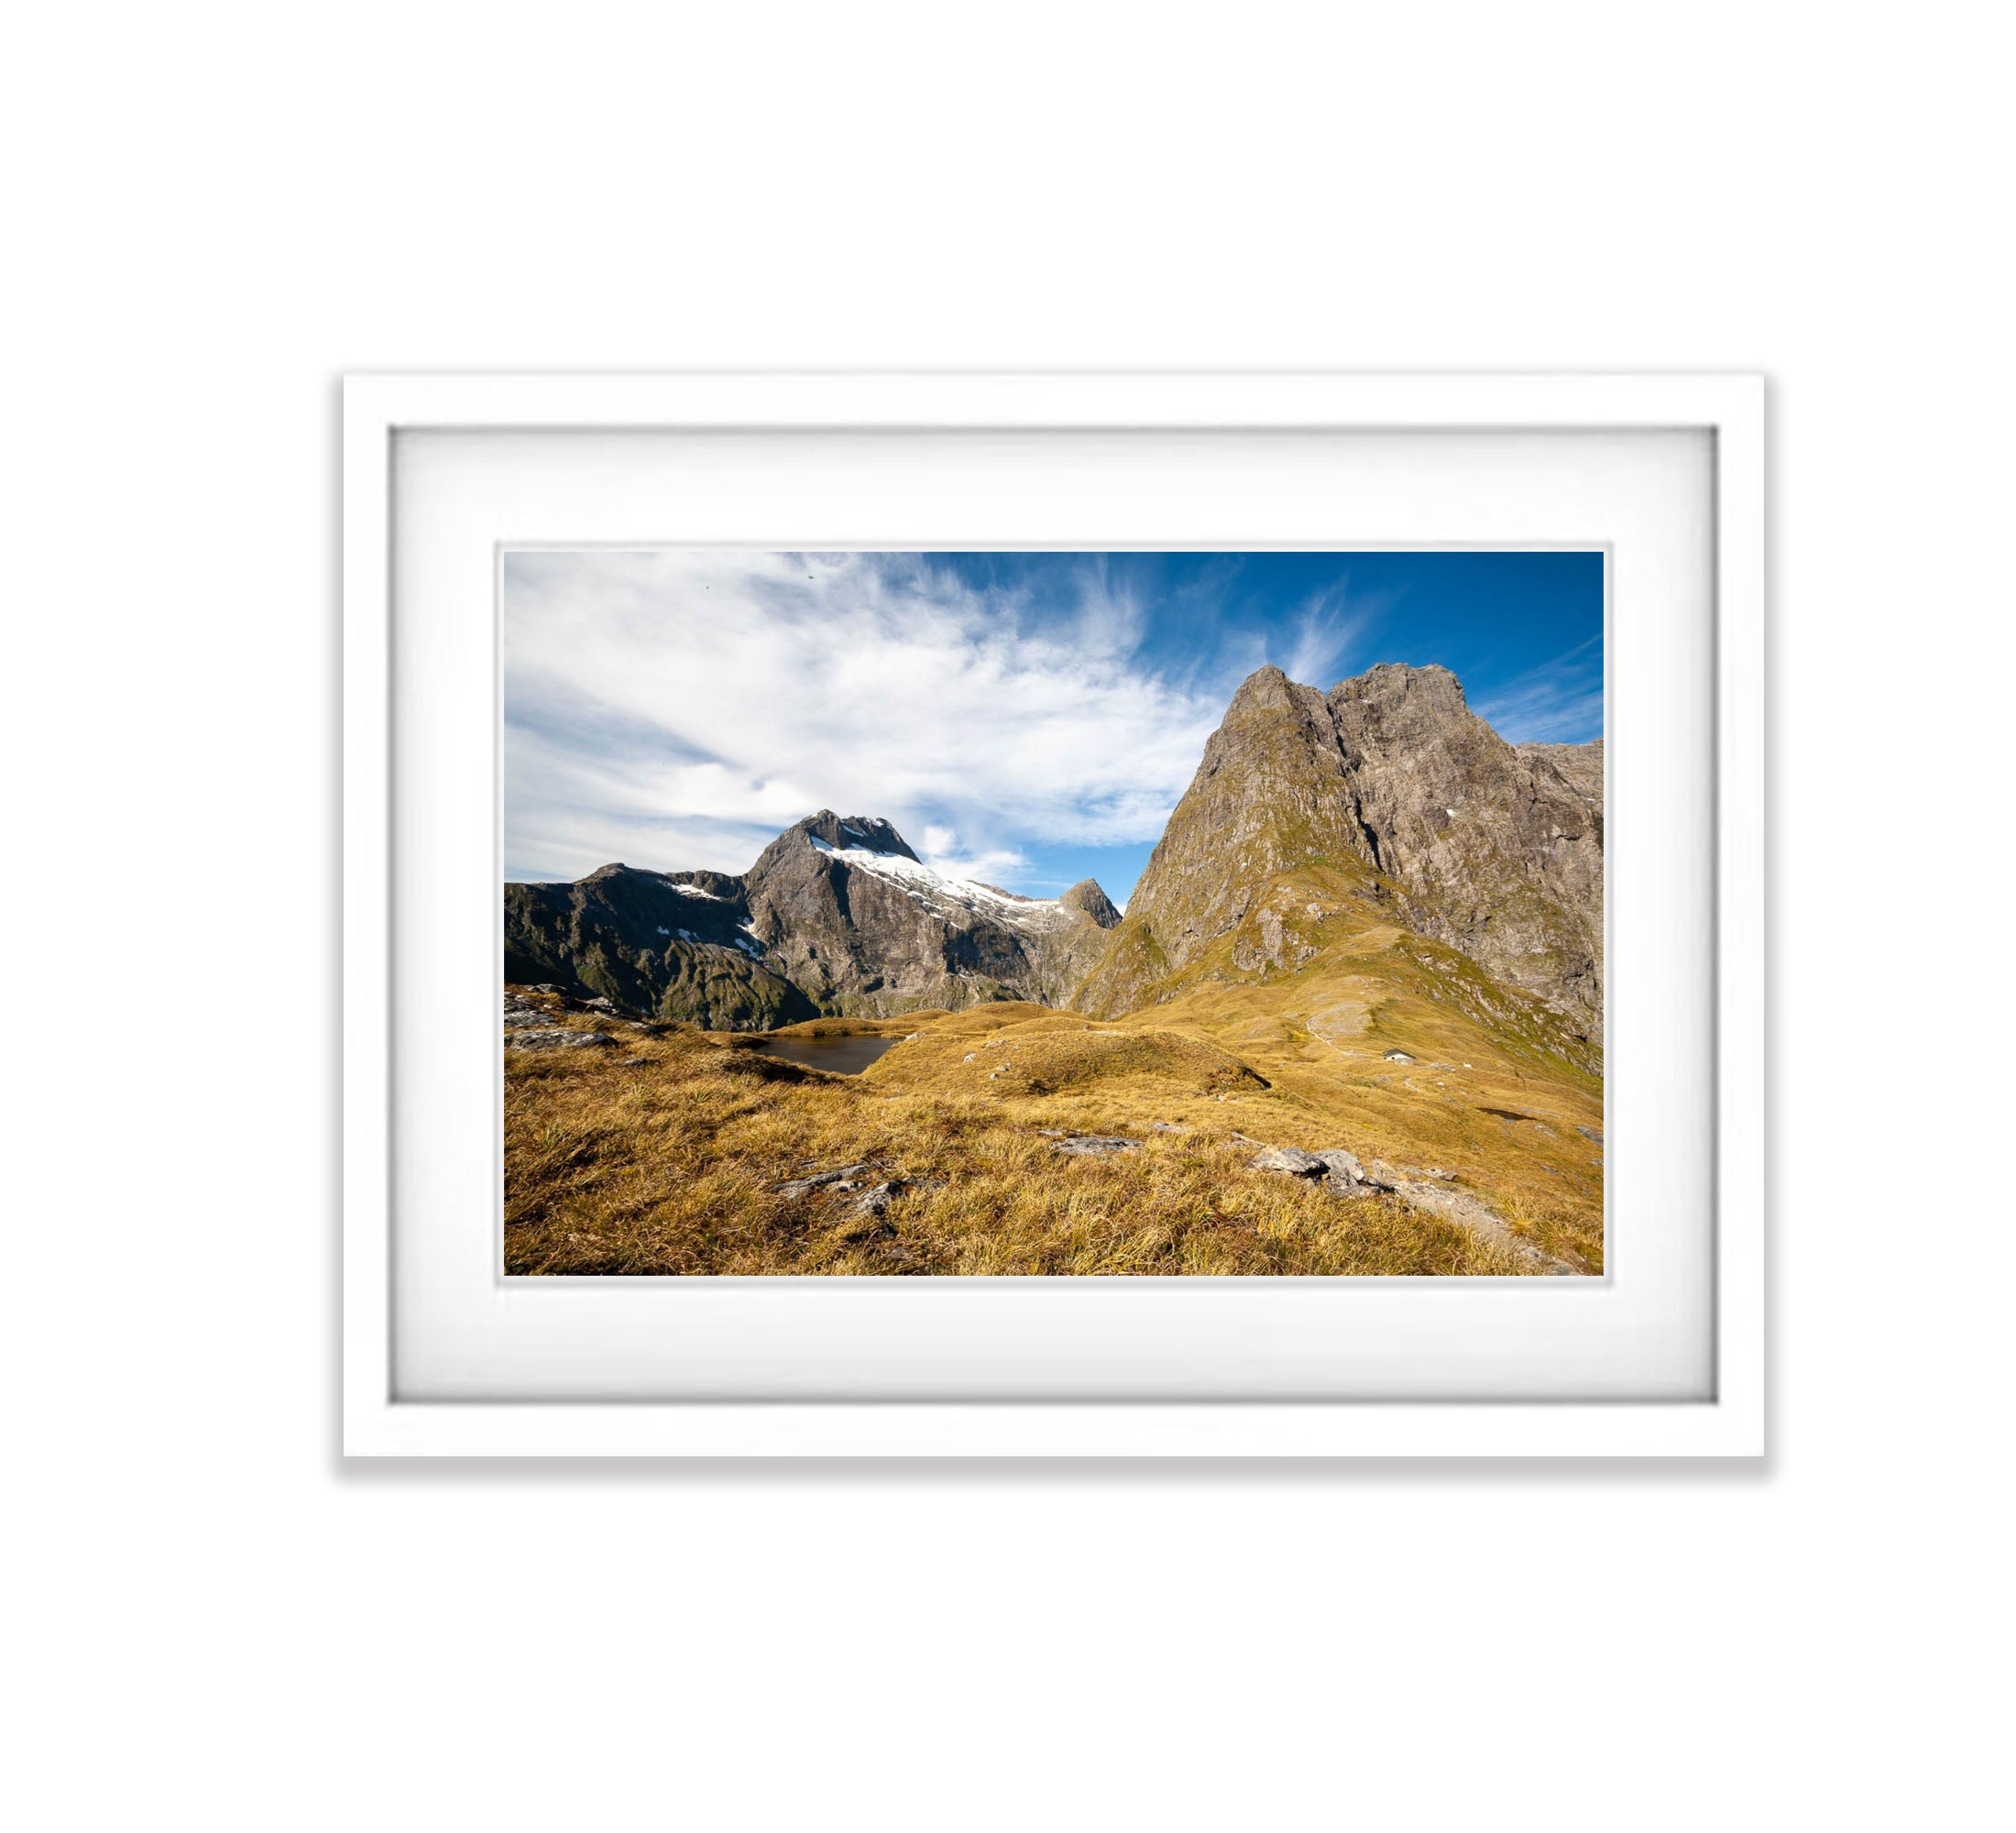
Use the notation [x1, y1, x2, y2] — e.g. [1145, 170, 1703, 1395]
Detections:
[1325, 664, 1480, 769]
[1076, 661, 1605, 1037]
[1329, 660, 1468, 710]
[789, 810, 920, 860]
[1059, 879, 1123, 927]
[507, 807, 1119, 1029]
[1225, 663, 1300, 715]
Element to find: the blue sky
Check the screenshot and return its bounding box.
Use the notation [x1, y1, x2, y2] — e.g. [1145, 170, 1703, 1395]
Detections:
[504, 549, 1603, 905]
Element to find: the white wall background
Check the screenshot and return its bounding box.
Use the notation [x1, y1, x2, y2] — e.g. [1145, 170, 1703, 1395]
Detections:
[6, 5, 2008, 1828]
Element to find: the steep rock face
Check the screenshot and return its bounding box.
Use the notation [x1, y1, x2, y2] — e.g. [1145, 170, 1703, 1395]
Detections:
[1059, 879, 1123, 927]
[1076, 664, 1604, 1036]
[505, 813, 1119, 1027]
[1327, 665, 1604, 1025]
[1518, 738, 1604, 817]
[504, 863, 815, 1031]
[737, 817, 1114, 1014]
[1077, 667, 1374, 1003]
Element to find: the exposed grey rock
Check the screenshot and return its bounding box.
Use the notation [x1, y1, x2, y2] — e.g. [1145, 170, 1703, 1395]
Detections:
[506, 861, 812, 1031]
[1059, 879, 1123, 927]
[774, 1163, 871, 1198]
[1050, 1135, 1140, 1157]
[1377, 1169, 1583, 1276]
[736, 814, 1115, 1020]
[502, 1011, 550, 1028]
[506, 810, 1121, 1030]
[1250, 1146, 1326, 1178]
[1327, 668, 1602, 1029]
[1322, 1175, 1381, 1197]
[506, 1028, 616, 1050]
[1519, 738, 1605, 815]
[1324, 1168, 1394, 1197]
[1384, 1049, 1415, 1063]
[1247, 1141, 1390, 1195]
[1076, 663, 1604, 1046]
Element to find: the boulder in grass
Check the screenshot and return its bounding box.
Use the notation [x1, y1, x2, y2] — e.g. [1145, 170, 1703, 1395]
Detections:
[1318, 1148, 1395, 1196]
[774, 1164, 872, 1198]
[1051, 1135, 1140, 1157]
[507, 1028, 616, 1050]
[1251, 1143, 1391, 1195]
[1249, 1146, 1326, 1178]
[852, 1180, 906, 1218]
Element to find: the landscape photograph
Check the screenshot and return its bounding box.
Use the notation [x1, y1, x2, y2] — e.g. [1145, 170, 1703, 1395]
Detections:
[503, 549, 1605, 1277]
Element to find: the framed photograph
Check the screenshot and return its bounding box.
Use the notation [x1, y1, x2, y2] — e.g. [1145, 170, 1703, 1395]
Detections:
[344, 373, 1763, 1456]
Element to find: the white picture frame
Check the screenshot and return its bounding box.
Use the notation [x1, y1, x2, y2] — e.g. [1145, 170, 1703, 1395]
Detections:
[344, 373, 1764, 1458]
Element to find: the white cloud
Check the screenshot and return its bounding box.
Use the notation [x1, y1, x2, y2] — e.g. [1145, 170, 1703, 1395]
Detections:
[503, 551, 1222, 885]
[1282, 587, 1371, 687]
[918, 837, 1030, 888]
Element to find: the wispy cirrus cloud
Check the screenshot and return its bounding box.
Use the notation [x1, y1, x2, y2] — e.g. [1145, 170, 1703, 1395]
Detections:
[1280, 583, 1375, 687]
[1472, 633, 1605, 743]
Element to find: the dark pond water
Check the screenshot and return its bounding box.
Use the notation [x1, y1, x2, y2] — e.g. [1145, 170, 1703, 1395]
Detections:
[745, 1033, 903, 1075]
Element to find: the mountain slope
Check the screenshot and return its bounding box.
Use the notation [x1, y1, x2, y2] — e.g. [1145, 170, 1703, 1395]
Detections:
[504, 862, 816, 1031]
[505, 811, 1120, 1027]
[1076, 663, 1604, 1044]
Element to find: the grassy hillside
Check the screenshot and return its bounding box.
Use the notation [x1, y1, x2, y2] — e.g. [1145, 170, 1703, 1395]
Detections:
[504, 882, 1605, 1276]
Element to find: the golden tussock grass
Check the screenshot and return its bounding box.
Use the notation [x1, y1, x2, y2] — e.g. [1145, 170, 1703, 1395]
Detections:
[505, 937, 1604, 1278]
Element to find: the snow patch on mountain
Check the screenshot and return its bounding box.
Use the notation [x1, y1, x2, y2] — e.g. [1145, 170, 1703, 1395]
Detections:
[808, 834, 1070, 930]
